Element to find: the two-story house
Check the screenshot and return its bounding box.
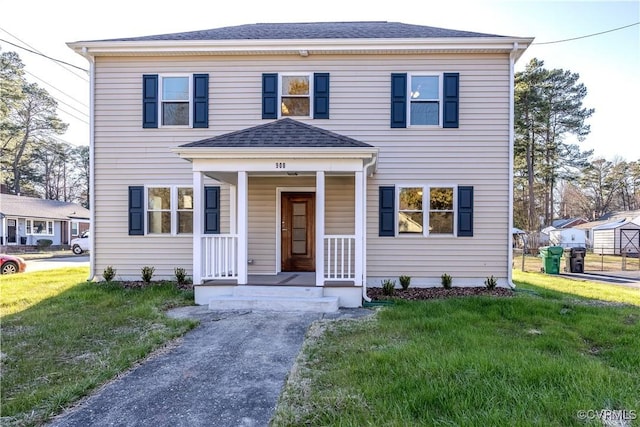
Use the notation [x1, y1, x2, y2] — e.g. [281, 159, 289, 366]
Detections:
[68, 21, 532, 311]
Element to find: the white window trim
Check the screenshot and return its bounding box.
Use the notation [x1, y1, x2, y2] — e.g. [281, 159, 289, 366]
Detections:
[26, 219, 54, 236]
[158, 74, 192, 128]
[407, 73, 444, 128]
[144, 185, 193, 236]
[278, 72, 313, 119]
[396, 184, 458, 237]
[71, 221, 79, 235]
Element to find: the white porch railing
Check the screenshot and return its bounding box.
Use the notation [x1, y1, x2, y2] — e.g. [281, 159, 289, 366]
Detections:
[202, 234, 238, 280]
[324, 235, 356, 280]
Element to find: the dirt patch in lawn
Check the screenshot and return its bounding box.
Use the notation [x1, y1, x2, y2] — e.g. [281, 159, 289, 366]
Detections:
[367, 286, 514, 301]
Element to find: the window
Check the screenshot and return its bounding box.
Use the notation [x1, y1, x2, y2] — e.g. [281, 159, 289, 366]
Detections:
[281, 74, 311, 117]
[398, 187, 423, 234]
[262, 73, 329, 120]
[71, 221, 79, 236]
[160, 76, 190, 126]
[410, 75, 440, 126]
[397, 185, 456, 236]
[146, 187, 193, 235]
[26, 220, 54, 235]
[429, 187, 454, 234]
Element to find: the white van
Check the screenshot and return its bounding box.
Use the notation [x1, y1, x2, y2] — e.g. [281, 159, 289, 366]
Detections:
[70, 231, 90, 255]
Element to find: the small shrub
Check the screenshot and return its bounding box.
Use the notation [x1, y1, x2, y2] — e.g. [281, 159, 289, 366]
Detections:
[441, 273, 452, 289]
[141, 266, 155, 284]
[399, 275, 411, 290]
[103, 265, 116, 282]
[174, 267, 188, 285]
[36, 239, 53, 249]
[382, 279, 396, 296]
[485, 275, 498, 290]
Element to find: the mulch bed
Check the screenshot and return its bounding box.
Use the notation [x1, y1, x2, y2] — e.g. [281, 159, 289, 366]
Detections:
[367, 286, 514, 301]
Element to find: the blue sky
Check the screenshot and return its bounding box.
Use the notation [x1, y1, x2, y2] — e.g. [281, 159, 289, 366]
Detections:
[1, 0, 638, 160]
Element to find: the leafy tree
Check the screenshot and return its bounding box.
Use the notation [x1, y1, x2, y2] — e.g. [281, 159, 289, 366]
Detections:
[514, 58, 594, 230]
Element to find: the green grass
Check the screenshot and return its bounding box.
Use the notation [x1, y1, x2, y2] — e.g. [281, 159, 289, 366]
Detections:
[0, 268, 197, 426]
[274, 285, 640, 426]
[513, 270, 640, 307]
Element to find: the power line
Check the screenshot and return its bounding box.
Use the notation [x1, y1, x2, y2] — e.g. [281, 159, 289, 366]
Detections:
[0, 36, 89, 73]
[532, 21, 640, 45]
[25, 70, 90, 115]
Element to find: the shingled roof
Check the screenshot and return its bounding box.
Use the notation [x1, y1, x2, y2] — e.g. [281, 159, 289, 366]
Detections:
[181, 118, 373, 148]
[100, 21, 504, 42]
[0, 194, 90, 220]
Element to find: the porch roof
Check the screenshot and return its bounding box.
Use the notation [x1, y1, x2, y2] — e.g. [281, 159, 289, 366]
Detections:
[181, 118, 373, 148]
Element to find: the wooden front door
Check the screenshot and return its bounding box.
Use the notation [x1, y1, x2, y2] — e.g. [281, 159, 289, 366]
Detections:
[281, 193, 315, 272]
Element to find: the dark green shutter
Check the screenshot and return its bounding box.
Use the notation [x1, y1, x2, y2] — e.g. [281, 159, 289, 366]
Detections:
[142, 75, 158, 128]
[458, 186, 473, 236]
[262, 73, 278, 119]
[193, 74, 209, 128]
[390, 73, 407, 128]
[313, 73, 330, 119]
[379, 186, 395, 236]
[204, 186, 220, 234]
[129, 186, 144, 235]
[443, 73, 459, 128]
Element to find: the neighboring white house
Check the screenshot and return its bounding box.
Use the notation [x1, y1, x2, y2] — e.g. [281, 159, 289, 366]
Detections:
[592, 217, 640, 256]
[67, 21, 533, 310]
[0, 194, 90, 248]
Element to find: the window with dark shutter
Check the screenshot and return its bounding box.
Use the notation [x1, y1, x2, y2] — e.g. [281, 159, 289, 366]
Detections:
[313, 73, 330, 119]
[142, 75, 158, 128]
[129, 186, 145, 235]
[193, 74, 209, 128]
[457, 186, 473, 236]
[390, 73, 407, 128]
[262, 73, 278, 119]
[379, 186, 396, 236]
[443, 73, 460, 128]
[204, 186, 220, 234]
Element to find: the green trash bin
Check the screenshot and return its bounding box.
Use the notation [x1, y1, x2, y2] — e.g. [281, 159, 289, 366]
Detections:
[539, 246, 564, 274]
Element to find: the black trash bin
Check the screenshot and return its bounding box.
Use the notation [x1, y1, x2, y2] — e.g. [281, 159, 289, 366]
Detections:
[567, 247, 586, 273]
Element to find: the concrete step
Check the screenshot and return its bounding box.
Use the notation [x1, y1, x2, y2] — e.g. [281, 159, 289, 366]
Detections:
[208, 295, 339, 313]
[232, 285, 323, 298]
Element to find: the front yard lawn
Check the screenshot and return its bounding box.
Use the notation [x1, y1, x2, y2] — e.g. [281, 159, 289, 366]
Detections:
[0, 268, 196, 426]
[273, 278, 640, 426]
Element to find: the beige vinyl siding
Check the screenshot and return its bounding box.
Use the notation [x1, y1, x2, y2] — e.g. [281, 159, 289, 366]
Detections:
[92, 53, 511, 281]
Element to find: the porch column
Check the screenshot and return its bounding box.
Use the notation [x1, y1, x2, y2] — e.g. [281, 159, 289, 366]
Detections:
[193, 171, 203, 285]
[237, 171, 248, 285]
[355, 170, 364, 286]
[315, 171, 325, 286]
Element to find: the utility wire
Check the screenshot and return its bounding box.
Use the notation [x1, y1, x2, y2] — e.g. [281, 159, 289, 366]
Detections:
[25, 70, 90, 115]
[0, 36, 89, 74]
[532, 21, 639, 45]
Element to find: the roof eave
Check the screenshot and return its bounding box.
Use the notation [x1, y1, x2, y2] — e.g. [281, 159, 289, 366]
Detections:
[67, 37, 534, 56]
[172, 146, 379, 160]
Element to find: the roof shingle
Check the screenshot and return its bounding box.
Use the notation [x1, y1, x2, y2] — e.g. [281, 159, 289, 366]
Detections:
[181, 118, 372, 148]
[98, 21, 505, 42]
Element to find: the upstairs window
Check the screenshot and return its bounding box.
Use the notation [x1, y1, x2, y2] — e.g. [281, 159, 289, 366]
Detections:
[410, 75, 440, 126]
[281, 74, 311, 117]
[160, 76, 190, 126]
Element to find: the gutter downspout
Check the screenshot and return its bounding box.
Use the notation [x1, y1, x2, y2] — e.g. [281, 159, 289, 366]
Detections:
[508, 42, 519, 289]
[361, 153, 378, 303]
[80, 47, 96, 281]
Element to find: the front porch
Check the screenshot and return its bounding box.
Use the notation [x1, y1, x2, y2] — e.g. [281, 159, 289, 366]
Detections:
[174, 119, 378, 310]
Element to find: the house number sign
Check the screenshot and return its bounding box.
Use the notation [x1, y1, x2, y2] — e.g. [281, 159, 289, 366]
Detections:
[275, 162, 286, 169]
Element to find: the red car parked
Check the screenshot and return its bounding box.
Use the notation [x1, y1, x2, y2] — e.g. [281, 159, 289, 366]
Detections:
[0, 254, 27, 274]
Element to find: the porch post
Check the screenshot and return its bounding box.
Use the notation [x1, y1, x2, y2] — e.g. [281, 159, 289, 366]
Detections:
[315, 171, 325, 286]
[355, 171, 364, 286]
[229, 184, 237, 235]
[193, 171, 203, 285]
[237, 171, 248, 285]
